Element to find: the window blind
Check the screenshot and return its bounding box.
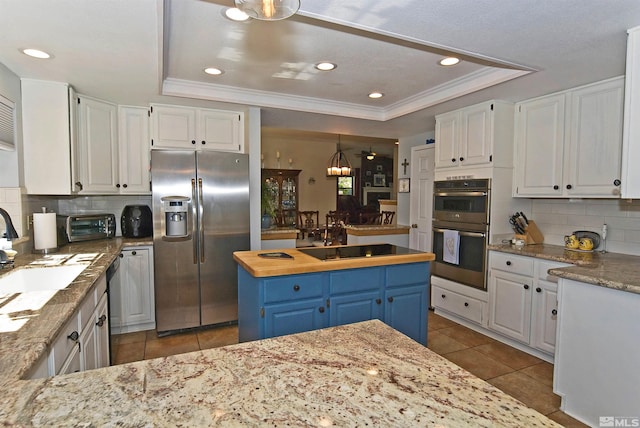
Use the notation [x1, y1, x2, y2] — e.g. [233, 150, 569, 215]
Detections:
[0, 94, 15, 151]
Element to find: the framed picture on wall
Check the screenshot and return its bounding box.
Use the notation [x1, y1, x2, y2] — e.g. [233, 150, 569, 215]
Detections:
[373, 173, 385, 187]
[398, 178, 410, 193]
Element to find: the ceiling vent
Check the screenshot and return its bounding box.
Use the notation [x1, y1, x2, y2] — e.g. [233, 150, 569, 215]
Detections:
[0, 94, 15, 151]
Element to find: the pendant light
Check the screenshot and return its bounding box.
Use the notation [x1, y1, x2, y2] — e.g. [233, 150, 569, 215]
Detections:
[326, 135, 352, 177]
[234, 0, 300, 21]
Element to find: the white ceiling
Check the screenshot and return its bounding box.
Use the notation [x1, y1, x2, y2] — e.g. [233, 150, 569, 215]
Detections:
[0, 0, 639, 151]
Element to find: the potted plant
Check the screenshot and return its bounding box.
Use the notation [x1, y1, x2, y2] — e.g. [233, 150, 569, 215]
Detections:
[261, 180, 276, 229]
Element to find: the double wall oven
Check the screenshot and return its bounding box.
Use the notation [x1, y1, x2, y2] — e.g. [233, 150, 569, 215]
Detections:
[432, 179, 490, 290]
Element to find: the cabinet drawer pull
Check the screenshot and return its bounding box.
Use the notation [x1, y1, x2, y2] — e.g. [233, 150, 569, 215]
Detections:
[506, 261, 512, 266]
[464, 302, 469, 307]
[387, 296, 394, 303]
[293, 284, 300, 291]
[96, 314, 107, 327]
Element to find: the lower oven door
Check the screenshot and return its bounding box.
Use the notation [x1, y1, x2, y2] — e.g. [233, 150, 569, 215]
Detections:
[432, 222, 487, 290]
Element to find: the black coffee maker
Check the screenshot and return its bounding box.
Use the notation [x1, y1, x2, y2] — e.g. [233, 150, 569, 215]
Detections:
[121, 205, 152, 238]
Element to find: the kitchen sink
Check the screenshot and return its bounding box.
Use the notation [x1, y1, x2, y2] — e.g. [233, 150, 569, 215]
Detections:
[0, 265, 88, 294]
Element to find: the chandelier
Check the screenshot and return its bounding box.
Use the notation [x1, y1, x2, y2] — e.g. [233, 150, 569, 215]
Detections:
[234, 0, 300, 21]
[326, 135, 352, 177]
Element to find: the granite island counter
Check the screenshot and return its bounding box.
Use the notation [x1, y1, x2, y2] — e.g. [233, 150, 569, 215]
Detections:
[234, 244, 434, 345]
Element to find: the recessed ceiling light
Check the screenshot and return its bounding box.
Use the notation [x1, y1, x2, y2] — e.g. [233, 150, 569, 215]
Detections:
[22, 48, 51, 59]
[439, 57, 460, 66]
[224, 7, 250, 21]
[204, 67, 224, 75]
[315, 62, 337, 71]
[368, 92, 384, 99]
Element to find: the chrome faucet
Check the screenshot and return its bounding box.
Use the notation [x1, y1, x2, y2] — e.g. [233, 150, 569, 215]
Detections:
[0, 207, 19, 240]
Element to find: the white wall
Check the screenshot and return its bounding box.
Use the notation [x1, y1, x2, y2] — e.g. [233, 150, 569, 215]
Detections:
[532, 198, 640, 255]
[396, 131, 435, 226]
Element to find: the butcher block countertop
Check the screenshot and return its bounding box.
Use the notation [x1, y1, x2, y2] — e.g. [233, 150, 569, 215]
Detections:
[345, 224, 410, 236]
[233, 245, 434, 277]
[2, 320, 557, 427]
[488, 243, 640, 295]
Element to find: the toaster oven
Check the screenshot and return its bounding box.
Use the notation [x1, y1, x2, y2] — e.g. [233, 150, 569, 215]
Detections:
[57, 213, 116, 244]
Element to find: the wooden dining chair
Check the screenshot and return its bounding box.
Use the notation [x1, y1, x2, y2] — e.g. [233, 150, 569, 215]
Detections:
[358, 212, 382, 225]
[326, 210, 350, 226]
[297, 210, 320, 239]
[381, 211, 395, 225]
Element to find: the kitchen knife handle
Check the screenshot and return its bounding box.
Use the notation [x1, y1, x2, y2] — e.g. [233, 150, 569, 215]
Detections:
[199, 178, 205, 263]
[192, 178, 197, 265]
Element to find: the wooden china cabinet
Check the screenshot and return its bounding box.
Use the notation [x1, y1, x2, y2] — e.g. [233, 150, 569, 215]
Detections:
[262, 169, 301, 227]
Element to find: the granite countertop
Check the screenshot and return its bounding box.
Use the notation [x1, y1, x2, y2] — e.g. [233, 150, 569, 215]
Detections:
[2, 320, 558, 427]
[488, 243, 640, 295]
[233, 245, 434, 277]
[0, 237, 152, 387]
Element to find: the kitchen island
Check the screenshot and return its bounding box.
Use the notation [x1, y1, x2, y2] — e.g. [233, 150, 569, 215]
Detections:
[234, 244, 433, 345]
[2, 320, 558, 426]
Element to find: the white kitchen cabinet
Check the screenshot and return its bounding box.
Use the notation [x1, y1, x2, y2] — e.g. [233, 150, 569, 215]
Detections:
[150, 104, 244, 152]
[488, 251, 568, 356]
[21, 79, 80, 195]
[110, 246, 155, 334]
[514, 76, 624, 198]
[46, 274, 110, 377]
[621, 26, 640, 199]
[76, 95, 119, 194]
[435, 100, 514, 171]
[117, 106, 150, 194]
[431, 275, 488, 327]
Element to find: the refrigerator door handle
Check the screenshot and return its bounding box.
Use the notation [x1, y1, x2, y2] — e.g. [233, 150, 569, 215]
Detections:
[191, 178, 198, 264]
[198, 178, 205, 263]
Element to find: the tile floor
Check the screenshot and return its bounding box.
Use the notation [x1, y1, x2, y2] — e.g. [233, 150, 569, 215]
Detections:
[111, 311, 587, 427]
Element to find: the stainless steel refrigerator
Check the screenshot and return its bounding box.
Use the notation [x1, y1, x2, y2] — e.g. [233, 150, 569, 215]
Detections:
[151, 150, 249, 334]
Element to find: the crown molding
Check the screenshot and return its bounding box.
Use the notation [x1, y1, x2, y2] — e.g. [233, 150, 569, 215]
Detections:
[163, 67, 532, 121]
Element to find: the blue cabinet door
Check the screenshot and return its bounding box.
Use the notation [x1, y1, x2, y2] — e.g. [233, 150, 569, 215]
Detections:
[384, 284, 428, 345]
[330, 291, 383, 327]
[264, 298, 327, 338]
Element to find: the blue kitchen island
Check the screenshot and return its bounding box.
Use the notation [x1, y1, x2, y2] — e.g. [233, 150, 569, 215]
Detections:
[233, 244, 434, 345]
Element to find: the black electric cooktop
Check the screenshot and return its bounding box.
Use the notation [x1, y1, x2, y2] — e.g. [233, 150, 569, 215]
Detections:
[297, 244, 421, 261]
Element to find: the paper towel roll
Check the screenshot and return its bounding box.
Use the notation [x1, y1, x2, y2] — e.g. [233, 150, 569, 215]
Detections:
[33, 212, 57, 250]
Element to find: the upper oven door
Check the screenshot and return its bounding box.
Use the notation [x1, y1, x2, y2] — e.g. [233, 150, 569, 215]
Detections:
[433, 180, 490, 224]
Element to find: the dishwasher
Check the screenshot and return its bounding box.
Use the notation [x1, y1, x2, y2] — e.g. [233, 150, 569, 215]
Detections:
[105, 255, 121, 365]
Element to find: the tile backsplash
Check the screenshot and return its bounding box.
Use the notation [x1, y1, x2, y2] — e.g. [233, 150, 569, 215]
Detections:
[531, 198, 640, 255]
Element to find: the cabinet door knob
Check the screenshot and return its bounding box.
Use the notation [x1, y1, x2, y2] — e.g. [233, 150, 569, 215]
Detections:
[536, 287, 542, 293]
[201, 140, 206, 145]
[566, 184, 572, 190]
[191, 140, 196, 145]
[123, 184, 128, 188]
[116, 184, 121, 188]
[119, 253, 124, 258]
[75, 181, 83, 191]
[131, 251, 137, 256]
[459, 157, 464, 161]
[613, 179, 621, 186]
[441, 294, 446, 299]
[387, 296, 394, 303]
[376, 298, 382, 305]
[96, 314, 107, 327]
[293, 284, 300, 291]
[67, 331, 79, 342]
[524, 284, 530, 290]
[451, 158, 456, 163]
[552, 309, 558, 316]
[553, 185, 559, 190]
[318, 306, 325, 313]
[506, 261, 512, 266]
[464, 302, 469, 307]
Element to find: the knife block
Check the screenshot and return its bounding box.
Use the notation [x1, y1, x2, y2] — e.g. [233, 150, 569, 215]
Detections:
[515, 220, 544, 244]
